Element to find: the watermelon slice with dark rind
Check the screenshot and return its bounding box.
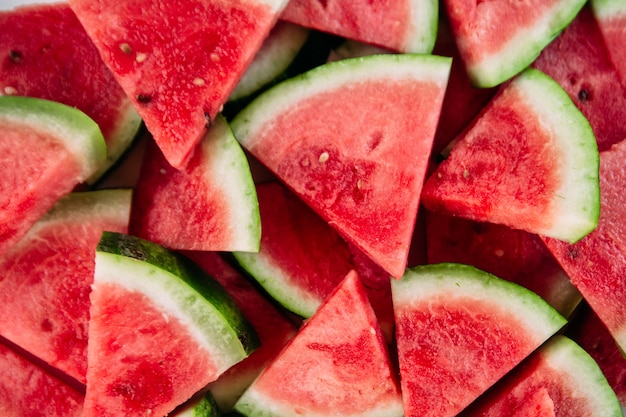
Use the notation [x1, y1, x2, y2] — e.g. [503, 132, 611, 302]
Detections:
[542, 138, 626, 353]
[68, 0, 290, 169]
[0, 95, 106, 253]
[591, 0, 626, 91]
[86, 232, 259, 417]
[0, 2, 142, 183]
[443, 0, 586, 88]
[392, 263, 566, 417]
[234, 270, 404, 417]
[0, 339, 84, 417]
[130, 115, 260, 252]
[421, 68, 600, 244]
[0, 189, 131, 384]
[232, 53, 451, 278]
[460, 336, 623, 417]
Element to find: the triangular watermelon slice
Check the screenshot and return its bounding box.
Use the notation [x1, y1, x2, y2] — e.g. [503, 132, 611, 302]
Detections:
[234, 270, 404, 417]
[392, 263, 566, 417]
[280, 0, 438, 53]
[421, 68, 600, 244]
[86, 232, 259, 417]
[0, 95, 106, 253]
[232, 53, 451, 278]
[0, 189, 131, 384]
[591, 0, 626, 90]
[130, 115, 260, 252]
[67, 0, 290, 169]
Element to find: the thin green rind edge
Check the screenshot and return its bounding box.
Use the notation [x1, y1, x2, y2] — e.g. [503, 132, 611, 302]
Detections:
[404, 0, 439, 53]
[231, 53, 453, 149]
[591, 0, 626, 18]
[41, 188, 132, 223]
[204, 115, 261, 252]
[464, 0, 587, 88]
[541, 335, 623, 417]
[513, 68, 600, 243]
[95, 232, 260, 358]
[392, 263, 567, 339]
[0, 95, 107, 180]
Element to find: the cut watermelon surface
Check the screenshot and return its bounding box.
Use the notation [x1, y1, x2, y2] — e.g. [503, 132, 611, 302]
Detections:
[0, 2, 141, 183]
[280, 0, 438, 53]
[392, 263, 566, 417]
[234, 270, 404, 417]
[232, 53, 451, 278]
[130, 115, 260, 252]
[86, 232, 258, 417]
[0, 189, 131, 384]
[591, 0, 626, 90]
[68, 0, 290, 169]
[422, 68, 600, 243]
[443, 0, 586, 87]
[0, 95, 106, 254]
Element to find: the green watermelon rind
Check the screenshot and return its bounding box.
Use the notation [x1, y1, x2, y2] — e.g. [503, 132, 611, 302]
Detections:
[513, 68, 600, 243]
[170, 391, 220, 417]
[231, 53, 452, 146]
[392, 263, 567, 341]
[201, 115, 261, 252]
[0, 95, 106, 180]
[404, 0, 439, 53]
[539, 335, 623, 416]
[95, 232, 259, 372]
[591, 0, 626, 18]
[463, 0, 587, 88]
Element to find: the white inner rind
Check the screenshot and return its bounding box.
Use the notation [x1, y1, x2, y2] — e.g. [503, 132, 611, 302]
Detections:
[202, 115, 261, 252]
[404, 0, 439, 53]
[94, 251, 248, 374]
[512, 69, 599, 243]
[591, 0, 626, 19]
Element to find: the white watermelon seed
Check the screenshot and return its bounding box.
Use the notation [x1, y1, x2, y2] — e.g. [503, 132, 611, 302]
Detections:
[318, 152, 329, 163]
[119, 43, 132, 54]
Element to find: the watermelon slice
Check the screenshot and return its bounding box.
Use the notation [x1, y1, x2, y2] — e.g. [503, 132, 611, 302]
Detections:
[0, 95, 106, 253]
[531, 4, 626, 153]
[443, 0, 586, 88]
[392, 263, 566, 417]
[460, 336, 623, 417]
[421, 68, 600, 244]
[591, 0, 626, 90]
[542, 139, 626, 353]
[234, 270, 404, 417]
[86, 231, 259, 417]
[232, 53, 451, 278]
[280, 0, 438, 53]
[0, 2, 142, 183]
[68, 0, 290, 169]
[0, 339, 84, 417]
[0, 189, 131, 384]
[130, 115, 260, 252]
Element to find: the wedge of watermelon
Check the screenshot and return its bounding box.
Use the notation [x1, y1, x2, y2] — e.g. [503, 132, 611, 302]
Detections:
[421, 68, 600, 244]
[531, 4, 626, 153]
[392, 263, 566, 417]
[232, 53, 451, 278]
[68, 0, 290, 169]
[0, 189, 131, 384]
[0, 339, 84, 417]
[130, 115, 260, 252]
[0, 95, 106, 253]
[0, 2, 142, 183]
[591, 0, 626, 90]
[443, 0, 586, 87]
[234, 270, 404, 417]
[459, 336, 623, 417]
[280, 0, 438, 53]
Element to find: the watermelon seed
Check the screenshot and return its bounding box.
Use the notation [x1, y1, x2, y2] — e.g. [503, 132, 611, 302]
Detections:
[3, 86, 17, 95]
[136, 52, 148, 63]
[8, 50, 22, 63]
[193, 77, 205, 86]
[137, 94, 152, 104]
[210, 53, 220, 63]
[204, 112, 212, 128]
[318, 152, 329, 163]
[119, 43, 132, 54]
[578, 88, 590, 102]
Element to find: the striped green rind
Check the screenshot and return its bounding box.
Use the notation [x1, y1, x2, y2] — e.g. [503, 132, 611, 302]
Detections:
[170, 391, 220, 417]
[0, 95, 106, 180]
[95, 232, 259, 368]
[392, 263, 567, 338]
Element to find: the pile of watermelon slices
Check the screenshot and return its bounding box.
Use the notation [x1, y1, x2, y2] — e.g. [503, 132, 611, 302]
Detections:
[2, 0, 626, 416]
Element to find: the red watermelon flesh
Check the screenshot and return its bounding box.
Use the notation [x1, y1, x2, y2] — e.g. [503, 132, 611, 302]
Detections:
[591, 0, 626, 92]
[181, 250, 298, 412]
[531, 4, 626, 152]
[0, 190, 131, 384]
[234, 270, 404, 417]
[0, 3, 140, 182]
[0, 339, 84, 417]
[68, 0, 288, 169]
[542, 139, 626, 352]
[425, 210, 582, 317]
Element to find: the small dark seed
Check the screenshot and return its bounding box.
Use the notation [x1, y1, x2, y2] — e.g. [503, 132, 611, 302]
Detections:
[8, 50, 22, 63]
[204, 112, 212, 129]
[567, 247, 579, 259]
[578, 88, 589, 102]
[137, 94, 151, 104]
